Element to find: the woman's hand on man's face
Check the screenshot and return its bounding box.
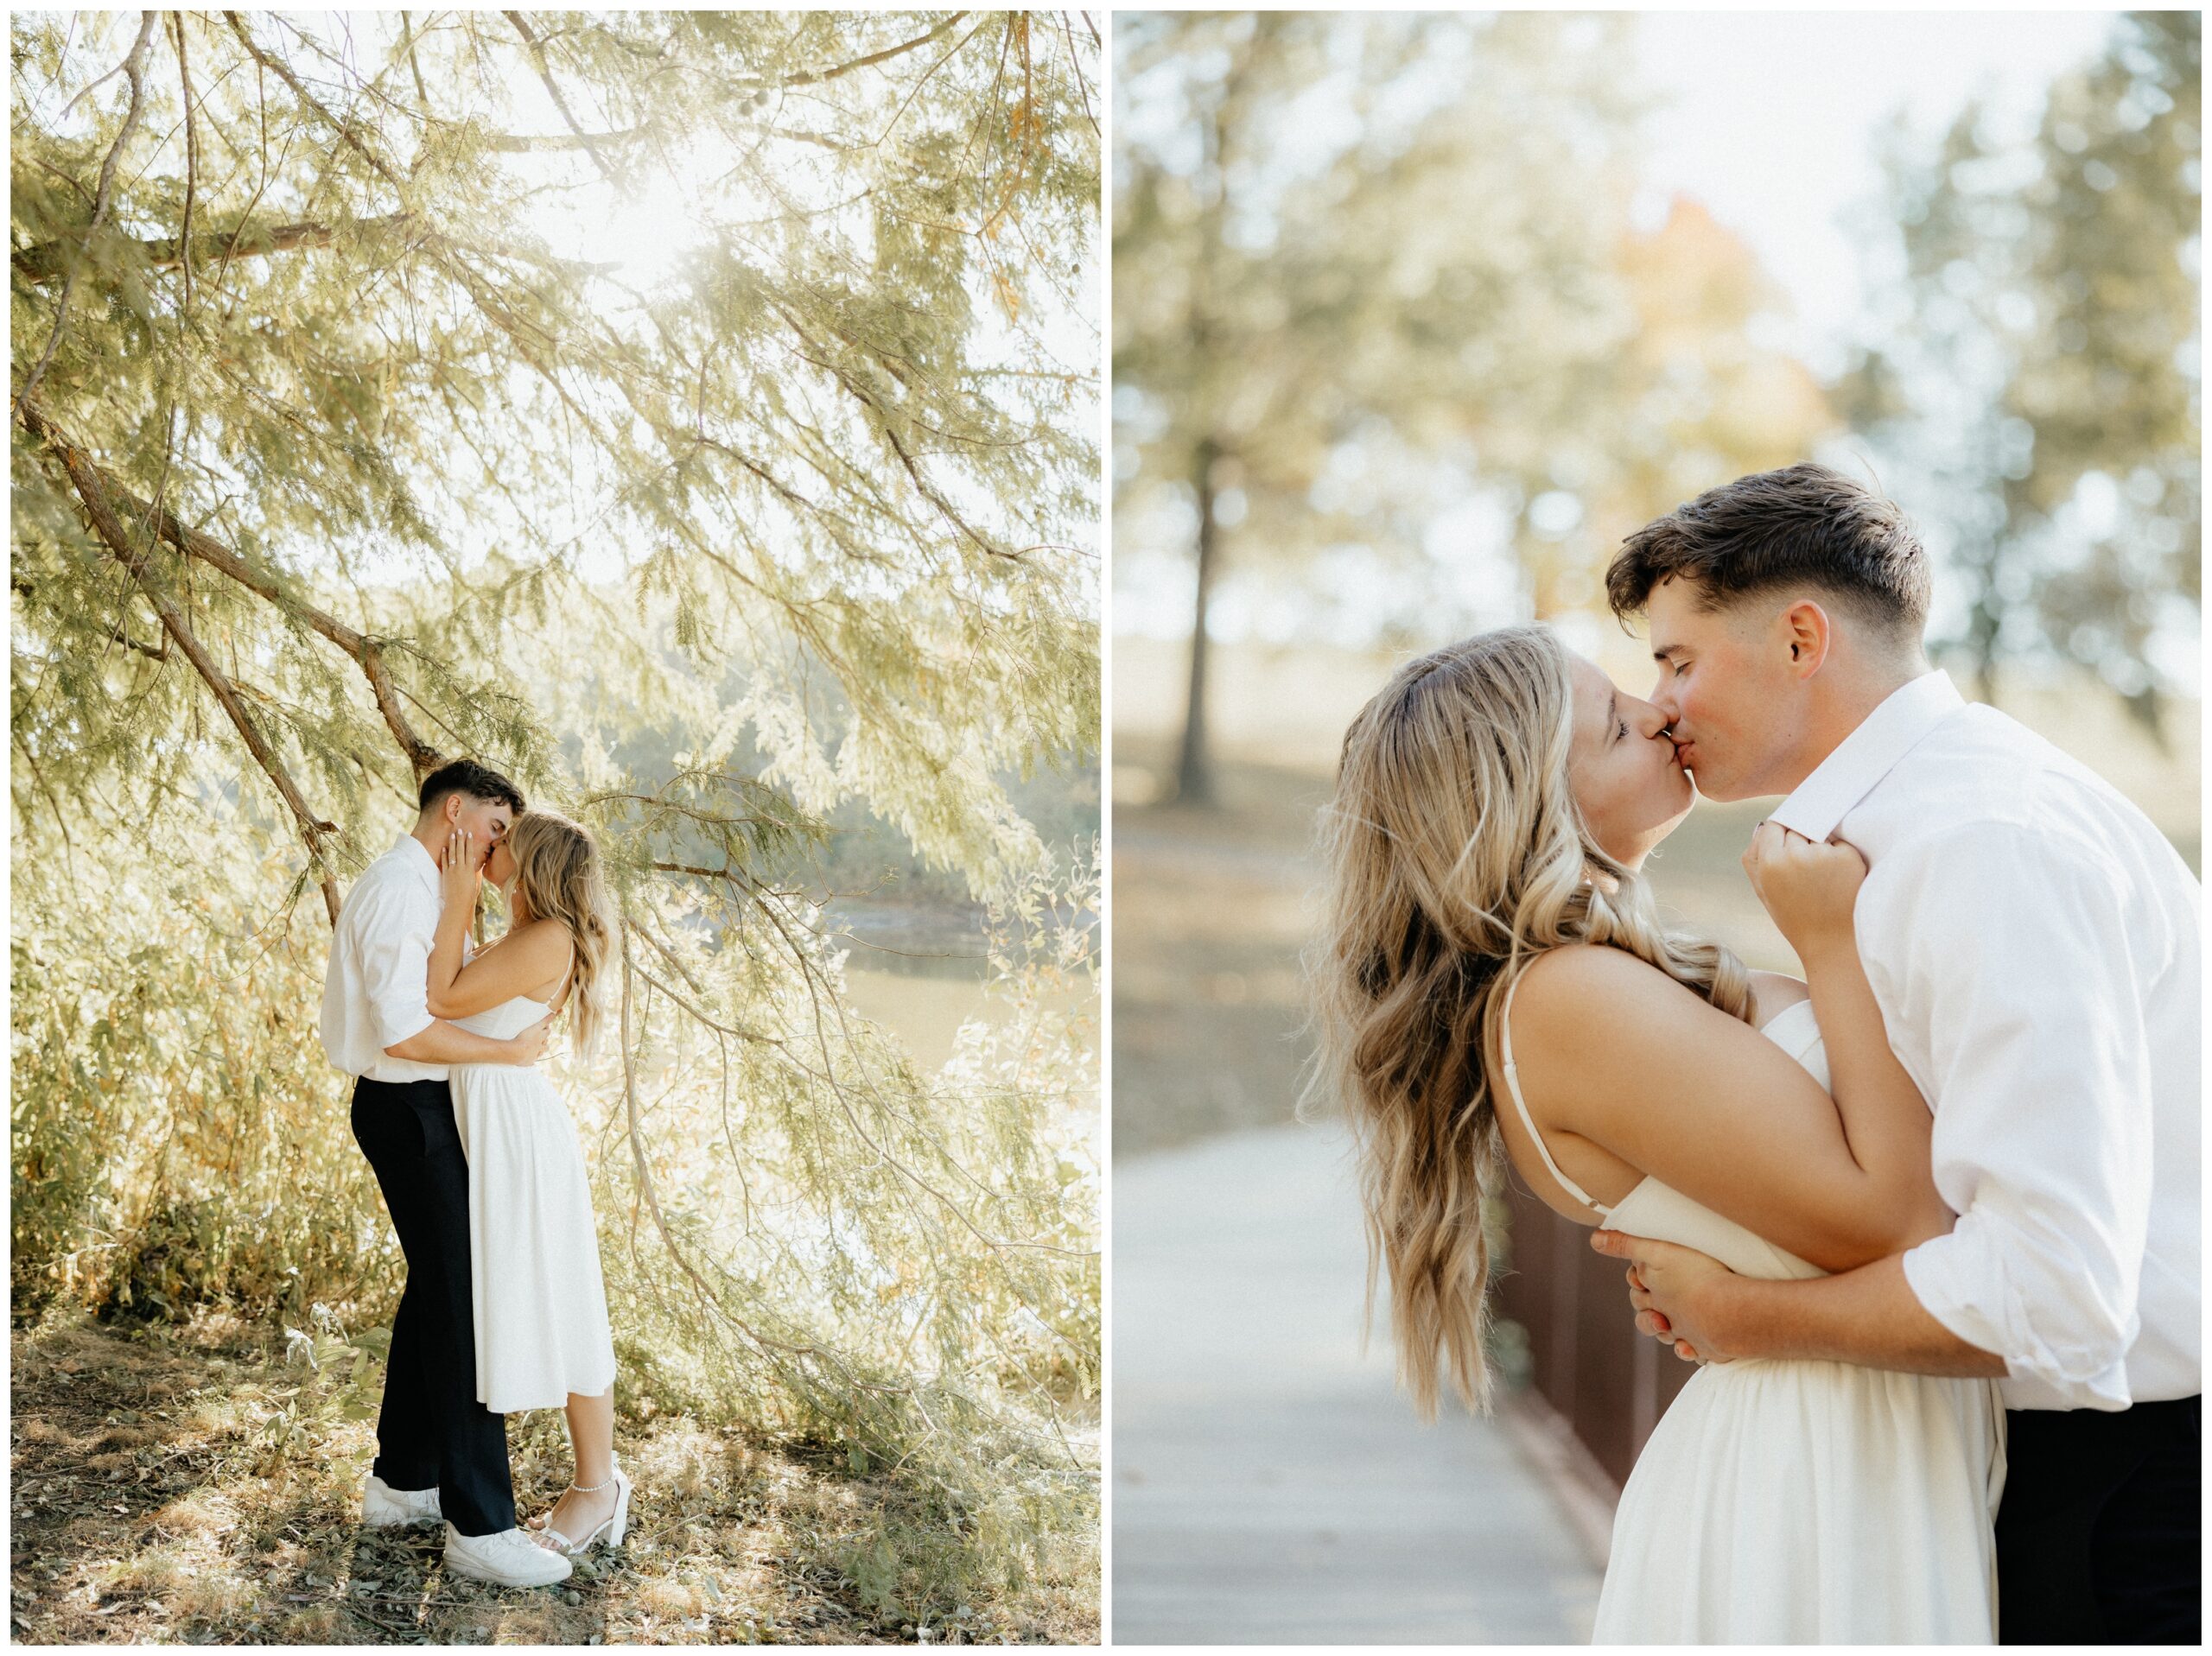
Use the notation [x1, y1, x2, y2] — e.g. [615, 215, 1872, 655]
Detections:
[440, 826, 482, 910]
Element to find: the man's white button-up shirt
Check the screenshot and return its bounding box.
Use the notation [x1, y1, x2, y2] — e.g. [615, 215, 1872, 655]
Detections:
[320, 835, 447, 1083]
[1768, 670, 2200, 1412]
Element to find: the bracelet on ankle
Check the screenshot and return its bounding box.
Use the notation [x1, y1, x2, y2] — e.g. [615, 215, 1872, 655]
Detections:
[568, 1474, 617, 1494]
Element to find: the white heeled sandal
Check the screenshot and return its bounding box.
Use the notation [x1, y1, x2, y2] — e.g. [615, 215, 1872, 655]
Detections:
[537, 1466, 632, 1556]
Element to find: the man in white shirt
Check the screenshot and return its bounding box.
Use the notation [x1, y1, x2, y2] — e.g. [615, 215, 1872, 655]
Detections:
[1590, 464, 2198, 1643]
[321, 758, 570, 1588]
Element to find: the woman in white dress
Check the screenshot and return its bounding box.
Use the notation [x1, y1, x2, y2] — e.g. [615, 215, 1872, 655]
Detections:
[426, 809, 632, 1558]
[1309, 625, 2003, 1642]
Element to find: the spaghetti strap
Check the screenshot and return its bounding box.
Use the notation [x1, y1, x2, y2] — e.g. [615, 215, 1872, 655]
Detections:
[548, 941, 578, 1018]
[1498, 969, 1611, 1220]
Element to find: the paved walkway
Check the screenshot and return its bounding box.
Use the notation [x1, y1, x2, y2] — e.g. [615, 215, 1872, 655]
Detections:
[1113, 1121, 1606, 1644]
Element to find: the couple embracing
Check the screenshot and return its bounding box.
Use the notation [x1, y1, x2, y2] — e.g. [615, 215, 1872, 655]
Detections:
[1317, 465, 2197, 1642]
[318, 762, 632, 1589]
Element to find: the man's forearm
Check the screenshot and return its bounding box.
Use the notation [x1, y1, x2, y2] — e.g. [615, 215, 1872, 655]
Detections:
[385, 1020, 518, 1065]
[429, 903, 470, 1002]
[1716, 1253, 2009, 1378]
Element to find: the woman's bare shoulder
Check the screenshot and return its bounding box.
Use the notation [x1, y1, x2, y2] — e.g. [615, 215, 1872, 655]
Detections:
[1515, 942, 1686, 1002]
[478, 918, 569, 964]
[1503, 945, 1732, 1149]
[1509, 943, 1697, 1041]
[514, 918, 572, 954]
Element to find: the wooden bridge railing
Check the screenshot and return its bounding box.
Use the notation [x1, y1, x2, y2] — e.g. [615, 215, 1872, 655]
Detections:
[1491, 1174, 1697, 1493]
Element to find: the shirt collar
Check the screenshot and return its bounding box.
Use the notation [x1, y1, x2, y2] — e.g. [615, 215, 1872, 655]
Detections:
[1767, 669, 1966, 841]
[393, 833, 441, 894]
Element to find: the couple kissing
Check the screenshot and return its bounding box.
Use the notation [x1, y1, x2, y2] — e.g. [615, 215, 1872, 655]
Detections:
[318, 762, 629, 1589]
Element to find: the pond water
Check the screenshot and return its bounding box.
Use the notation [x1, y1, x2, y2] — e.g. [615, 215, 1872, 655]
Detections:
[842, 962, 1096, 1075]
[829, 900, 1096, 1077]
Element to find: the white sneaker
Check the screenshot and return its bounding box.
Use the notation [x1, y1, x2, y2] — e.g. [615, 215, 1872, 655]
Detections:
[362, 1474, 442, 1528]
[443, 1524, 574, 1588]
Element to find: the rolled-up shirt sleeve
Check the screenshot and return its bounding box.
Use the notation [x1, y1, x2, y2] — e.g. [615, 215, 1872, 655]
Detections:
[1882, 822, 2152, 1411]
[353, 881, 437, 1052]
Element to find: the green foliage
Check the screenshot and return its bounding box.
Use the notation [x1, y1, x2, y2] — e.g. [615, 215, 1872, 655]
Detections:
[1837, 12, 2199, 732]
[12, 7, 1099, 1609]
[1112, 12, 1832, 794]
[13, 826, 394, 1326]
[13, 10, 1099, 895]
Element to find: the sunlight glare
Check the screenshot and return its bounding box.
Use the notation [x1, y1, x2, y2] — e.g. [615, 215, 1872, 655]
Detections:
[573, 169, 703, 292]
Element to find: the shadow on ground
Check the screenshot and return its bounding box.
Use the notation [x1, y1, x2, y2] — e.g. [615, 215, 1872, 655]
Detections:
[9, 1312, 1088, 1646]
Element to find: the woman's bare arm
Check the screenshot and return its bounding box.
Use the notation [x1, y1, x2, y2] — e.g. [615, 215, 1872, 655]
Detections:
[427, 836, 478, 1014]
[386, 1016, 551, 1067]
[1510, 936, 1944, 1273]
[1751, 828, 1952, 1259]
[425, 828, 569, 1019]
[429, 921, 569, 1020]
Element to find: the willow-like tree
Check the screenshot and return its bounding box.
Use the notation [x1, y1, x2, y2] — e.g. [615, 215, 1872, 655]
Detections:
[12, 7, 1100, 1582]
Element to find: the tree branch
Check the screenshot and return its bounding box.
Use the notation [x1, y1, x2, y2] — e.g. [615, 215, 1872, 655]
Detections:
[170, 10, 200, 314]
[16, 398, 444, 781]
[22, 403, 345, 924]
[401, 10, 430, 111]
[145, 503, 443, 780]
[776, 12, 970, 89]
[16, 12, 159, 417]
[777, 307, 1023, 562]
[504, 11, 620, 187]
[22, 204, 614, 295]
[1058, 10, 1099, 139]
[223, 10, 409, 194]
[11, 215, 419, 287]
[480, 125, 647, 153]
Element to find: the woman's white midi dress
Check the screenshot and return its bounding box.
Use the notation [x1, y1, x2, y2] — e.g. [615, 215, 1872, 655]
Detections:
[449, 993, 618, 1414]
[1503, 993, 2007, 1643]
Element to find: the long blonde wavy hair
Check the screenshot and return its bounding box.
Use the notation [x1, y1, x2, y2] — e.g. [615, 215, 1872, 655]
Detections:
[505, 809, 619, 1057]
[1306, 625, 1753, 1419]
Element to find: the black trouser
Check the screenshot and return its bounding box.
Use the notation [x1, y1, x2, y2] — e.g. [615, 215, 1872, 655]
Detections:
[1997, 1395, 2199, 1644]
[350, 1075, 515, 1537]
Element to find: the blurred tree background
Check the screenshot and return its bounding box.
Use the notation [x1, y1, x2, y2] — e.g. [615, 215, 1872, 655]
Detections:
[1109, 16, 2197, 1629]
[12, 9, 1099, 1642]
[1111, 7, 2199, 1145]
[1116, 10, 1836, 803]
[1839, 11, 2199, 733]
[1116, 10, 2198, 803]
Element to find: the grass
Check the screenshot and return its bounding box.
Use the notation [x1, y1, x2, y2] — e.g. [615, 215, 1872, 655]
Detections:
[8, 1310, 1095, 1646]
[1109, 744, 1336, 1160]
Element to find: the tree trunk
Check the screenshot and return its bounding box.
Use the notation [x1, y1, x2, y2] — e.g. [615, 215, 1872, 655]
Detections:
[1175, 435, 1222, 807]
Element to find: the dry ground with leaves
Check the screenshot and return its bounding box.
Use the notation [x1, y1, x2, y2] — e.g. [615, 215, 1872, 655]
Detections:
[9, 1312, 1094, 1646]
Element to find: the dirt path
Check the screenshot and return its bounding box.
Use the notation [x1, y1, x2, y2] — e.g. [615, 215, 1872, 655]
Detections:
[1111, 1123, 1605, 1644]
[9, 1313, 1085, 1645]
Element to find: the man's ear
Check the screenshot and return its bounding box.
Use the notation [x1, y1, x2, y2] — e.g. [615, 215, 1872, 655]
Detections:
[1781, 600, 1832, 679]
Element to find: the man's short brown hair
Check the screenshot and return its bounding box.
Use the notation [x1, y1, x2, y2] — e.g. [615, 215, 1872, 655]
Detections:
[417, 758, 524, 817]
[1605, 462, 1931, 638]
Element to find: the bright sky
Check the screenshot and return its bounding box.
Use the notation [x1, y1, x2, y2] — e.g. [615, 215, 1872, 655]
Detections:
[238, 14, 1098, 590]
[1630, 10, 2119, 375]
